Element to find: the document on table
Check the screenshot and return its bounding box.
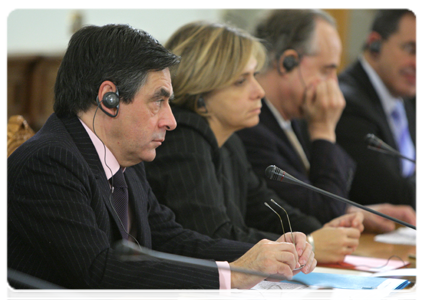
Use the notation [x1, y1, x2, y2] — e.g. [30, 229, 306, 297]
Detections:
[291, 272, 409, 290]
[371, 268, 417, 277]
[374, 227, 416, 245]
[318, 254, 409, 272]
[330, 289, 412, 300]
[231, 276, 406, 300]
[232, 283, 387, 300]
[231, 281, 324, 300]
[252, 272, 410, 290]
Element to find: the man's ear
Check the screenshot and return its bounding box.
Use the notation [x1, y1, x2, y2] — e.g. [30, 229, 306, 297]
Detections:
[277, 49, 300, 75]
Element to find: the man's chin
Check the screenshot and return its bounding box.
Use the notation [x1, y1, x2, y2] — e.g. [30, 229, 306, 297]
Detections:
[140, 151, 157, 163]
[397, 86, 416, 98]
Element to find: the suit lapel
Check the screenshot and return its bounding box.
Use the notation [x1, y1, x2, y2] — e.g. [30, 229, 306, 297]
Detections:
[351, 62, 399, 150]
[260, 101, 289, 144]
[260, 101, 307, 173]
[60, 115, 129, 241]
[124, 167, 151, 247]
[291, 119, 311, 158]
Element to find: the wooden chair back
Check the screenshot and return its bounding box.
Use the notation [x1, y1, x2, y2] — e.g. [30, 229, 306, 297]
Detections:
[7, 115, 35, 157]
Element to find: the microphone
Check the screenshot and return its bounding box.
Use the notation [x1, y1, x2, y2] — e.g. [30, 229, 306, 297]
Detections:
[365, 134, 415, 163]
[265, 165, 416, 230]
[113, 240, 323, 288]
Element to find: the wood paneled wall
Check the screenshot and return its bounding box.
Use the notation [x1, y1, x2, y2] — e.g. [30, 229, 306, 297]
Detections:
[324, 9, 351, 72]
[7, 56, 62, 131]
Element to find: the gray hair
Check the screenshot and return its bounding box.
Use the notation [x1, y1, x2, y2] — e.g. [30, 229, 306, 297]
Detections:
[255, 9, 336, 69]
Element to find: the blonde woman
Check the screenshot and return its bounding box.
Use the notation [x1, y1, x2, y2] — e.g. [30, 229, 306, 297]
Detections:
[145, 21, 364, 264]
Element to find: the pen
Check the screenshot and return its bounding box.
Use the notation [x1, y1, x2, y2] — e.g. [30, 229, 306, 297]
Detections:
[408, 254, 416, 259]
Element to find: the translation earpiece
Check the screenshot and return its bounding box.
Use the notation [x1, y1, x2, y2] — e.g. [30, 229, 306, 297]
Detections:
[102, 92, 120, 109]
[369, 40, 382, 53]
[282, 55, 299, 72]
[197, 96, 208, 113]
[96, 89, 120, 118]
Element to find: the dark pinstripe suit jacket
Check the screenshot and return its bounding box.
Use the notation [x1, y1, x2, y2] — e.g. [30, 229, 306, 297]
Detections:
[145, 107, 321, 244]
[8, 113, 251, 289]
[237, 100, 356, 225]
[336, 60, 416, 208]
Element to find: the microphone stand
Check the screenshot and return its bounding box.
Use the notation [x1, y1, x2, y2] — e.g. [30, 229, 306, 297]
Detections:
[5, 267, 95, 300]
[114, 239, 328, 289]
[115, 239, 287, 280]
[365, 134, 416, 163]
[367, 146, 416, 163]
[266, 166, 416, 230]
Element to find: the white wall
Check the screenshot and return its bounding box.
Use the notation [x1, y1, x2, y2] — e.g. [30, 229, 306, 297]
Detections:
[7, 8, 380, 61]
[7, 9, 222, 55]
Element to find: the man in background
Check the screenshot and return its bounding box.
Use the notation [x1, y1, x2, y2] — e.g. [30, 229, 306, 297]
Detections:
[336, 9, 416, 210]
[237, 9, 415, 233]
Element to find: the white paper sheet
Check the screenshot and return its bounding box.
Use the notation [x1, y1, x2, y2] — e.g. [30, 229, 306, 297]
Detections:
[374, 227, 416, 245]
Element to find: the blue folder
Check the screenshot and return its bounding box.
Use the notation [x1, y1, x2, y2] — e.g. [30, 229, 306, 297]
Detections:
[284, 272, 410, 290]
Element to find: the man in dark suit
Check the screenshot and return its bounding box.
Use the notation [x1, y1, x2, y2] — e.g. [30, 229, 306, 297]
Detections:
[8, 24, 316, 289]
[336, 10, 416, 211]
[237, 9, 415, 234]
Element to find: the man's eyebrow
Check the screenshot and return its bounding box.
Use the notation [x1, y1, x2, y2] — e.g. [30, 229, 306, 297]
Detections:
[403, 41, 416, 46]
[151, 88, 172, 100]
[324, 63, 338, 69]
[401, 41, 416, 49]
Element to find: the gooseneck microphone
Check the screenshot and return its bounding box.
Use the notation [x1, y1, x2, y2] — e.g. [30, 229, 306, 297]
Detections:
[265, 165, 416, 230]
[113, 240, 322, 288]
[365, 134, 416, 163]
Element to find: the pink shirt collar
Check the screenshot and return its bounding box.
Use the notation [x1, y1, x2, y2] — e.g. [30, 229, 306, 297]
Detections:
[79, 119, 121, 180]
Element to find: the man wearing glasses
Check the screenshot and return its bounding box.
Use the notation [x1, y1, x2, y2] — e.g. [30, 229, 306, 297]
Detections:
[335, 10, 416, 211]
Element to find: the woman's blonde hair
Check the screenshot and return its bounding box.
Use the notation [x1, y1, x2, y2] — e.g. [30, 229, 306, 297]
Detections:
[165, 21, 267, 113]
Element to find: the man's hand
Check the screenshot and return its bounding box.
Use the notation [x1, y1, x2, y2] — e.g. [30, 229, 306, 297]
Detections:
[276, 232, 316, 275]
[310, 226, 361, 263]
[229, 233, 316, 289]
[347, 204, 416, 233]
[324, 212, 364, 232]
[308, 212, 363, 264]
[302, 78, 345, 142]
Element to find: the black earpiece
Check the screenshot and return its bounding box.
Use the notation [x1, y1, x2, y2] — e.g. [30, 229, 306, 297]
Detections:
[282, 55, 299, 72]
[197, 96, 208, 113]
[369, 40, 381, 53]
[96, 89, 120, 118]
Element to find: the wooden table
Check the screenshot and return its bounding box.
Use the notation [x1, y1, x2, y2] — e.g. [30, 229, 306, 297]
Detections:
[354, 232, 416, 268]
[354, 233, 420, 268]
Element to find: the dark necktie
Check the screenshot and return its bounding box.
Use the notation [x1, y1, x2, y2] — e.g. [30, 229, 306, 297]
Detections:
[111, 168, 129, 239]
